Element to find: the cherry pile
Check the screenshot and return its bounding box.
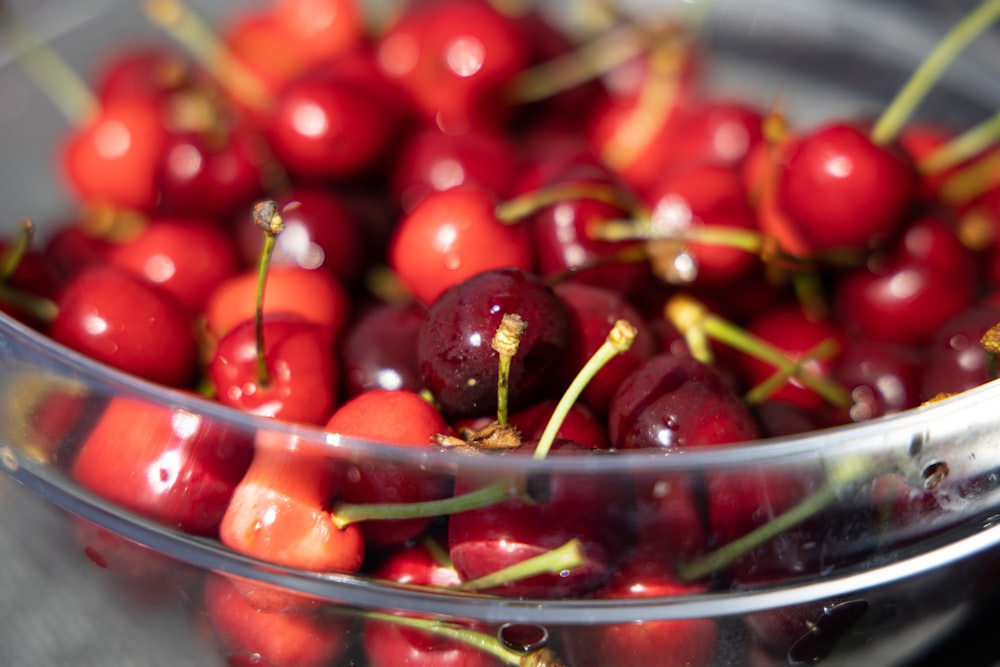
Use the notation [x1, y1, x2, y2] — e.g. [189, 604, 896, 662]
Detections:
[4, 0, 1000, 665]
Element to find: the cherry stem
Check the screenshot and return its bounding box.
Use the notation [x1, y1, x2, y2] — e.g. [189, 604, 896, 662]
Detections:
[421, 534, 455, 569]
[981, 323, 1000, 380]
[0, 219, 35, 282]
[331, 480, 521, 529]
[532, 319, 637, 460]
[1, 11, 99, 125]
[357, 610, 525, 666]
[666, 294, 852, 410]
[940, 150, 1000, 206]
[593, 218, 766, 255]
[0, 283, 59, 323]
[744, 338, 841, 406]
[142, 0, 272, 114]
[495, 182, 629, 223]
[493, 313, 527, 426]
[870, 0, 1000, 146]
[505, 22, 649, 104]
[456, 538, 585, 591]
[251, 200, 284, 387]
[919, 111, 1000, 174]
[678, 454, 880, 582]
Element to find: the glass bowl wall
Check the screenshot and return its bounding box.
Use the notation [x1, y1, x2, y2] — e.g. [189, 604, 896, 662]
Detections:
[2, 1, 1000, 666]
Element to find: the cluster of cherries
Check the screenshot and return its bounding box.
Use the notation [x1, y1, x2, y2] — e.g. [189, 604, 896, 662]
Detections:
[5, 0, 1000, 665]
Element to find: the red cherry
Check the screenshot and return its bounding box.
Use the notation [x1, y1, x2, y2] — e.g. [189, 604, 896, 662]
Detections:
[205, 265, 350, 341]
[374, 0, 529, 132]
[919, 299, 1000, 399]
[237, 187, 365, 285]
[508, 399, 611, 451]
[42, 224, 115, 285]
[272, 0, 365, 67]
[832, 337, 923, 421]
[219, 8, 311, 107]
[388, 186, 532, 306]
[833, 213, 979, 344]
[448, 440, 634, 598]
[93, 46, 198, 107]
[59, 98, 169, 212]
[49, 266, 199, 387]
[210, 315, 339, 425]
[266, 67, 403, 181]
[107, 215, 242, 313]
[777, 122, 917, 252]
[70, 396, 253, 535]
[202, 573, 351, 667]
[219, 430, 365, 574]
[326, 389, 451, 545]
[563, 571, 717, 667]
[341, 301, 427, 399]
[665, 99, 765, 173]
[390, 124, 519, 212]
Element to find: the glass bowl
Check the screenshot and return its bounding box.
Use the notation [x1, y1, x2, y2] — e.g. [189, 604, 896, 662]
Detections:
[2, 1, 1000, 666]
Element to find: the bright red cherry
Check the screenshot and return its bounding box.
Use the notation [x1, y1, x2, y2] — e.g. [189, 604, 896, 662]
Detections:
[210, 315, 339, 425]
[49, 266, 199, 387]
[107, 215, 242, 313]
[374, 0, 530, 132]
[777, 122, 918, 252]
[70, 396, 254, 535]
[388, 186, 532, 306]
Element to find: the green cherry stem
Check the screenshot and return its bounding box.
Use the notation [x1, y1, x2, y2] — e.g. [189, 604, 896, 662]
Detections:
[456, 538, 585, 591]
[870, 0, 1000, 146]
[677, 454, 881, 582]
[667, 294, 852, 410]
[1, 11, 98, 125]
[743, 338, 842, 406]
[251, 200, 284, 387]
[533, 319, 637, 460]
[0, 219, 35, 282]
[493, 313, 527, 426]
[593, 217, 766, 255]
[495, 182, 630, 224]
[918, 110, 1000, 174]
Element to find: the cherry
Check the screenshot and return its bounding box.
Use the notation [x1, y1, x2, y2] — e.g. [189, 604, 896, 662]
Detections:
[326, 389, 452, 545]
[562, 570, 717, 667]
[832, 337, 924, 422]
[833, 213, 979, 345]
[106, 214, 242, 313]
[919, 298, 1000, 399]
[664, 99, 765, 173]
[209, 314, 339, 425]
[508, 399, 610, 451]
[70, 395, 254, 535]
[92, 46, 198, 107]
[219, 429, 365, 577]
[388, 185, 532, 306]
[417, 267, 570, 420]
[59, 97, 169, 212]
[205, 264, 350, 341]
[447, 439, 635, 598]
[48, 265, 199, 387]
[776, 122, 917, 253]
[202, 573, 352, 667]
[272, 0, 365, 69]
[554, 282, 656, 417]
[42, 224, 115, 285]
[265, 63, 405, 182]
[390, 124, 519, 213]
[340, 301, 427, 399]
[237, 187, 365, 285]
[374, 0, 530, 133]
[608, 352, 760, 451]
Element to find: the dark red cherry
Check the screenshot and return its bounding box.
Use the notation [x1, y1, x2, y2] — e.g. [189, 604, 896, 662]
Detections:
[777, 122, 917, 252]
[93, 46, 198, 107]
[49, 266, 199, 387]
[209, 314, 338, 425]
[238, 187, 365, 285]
[509, 399, 611, 451]
[341, 301, 427, 400]
[374, 0, 530, 132]
[42, 224, 115, 285]
[834, 214, 979, 345]
[608, 353, 760, 451]
[448, 440, 635, 598]
[417, 267, 570, 420]
[554, 282, 657, 417]
[832, 337, 923, 422]
[389, 185, 532, 307]
[919, 299, 1000, 400]
[107, 215, 242, 313]
[71, 396, 253, 535]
